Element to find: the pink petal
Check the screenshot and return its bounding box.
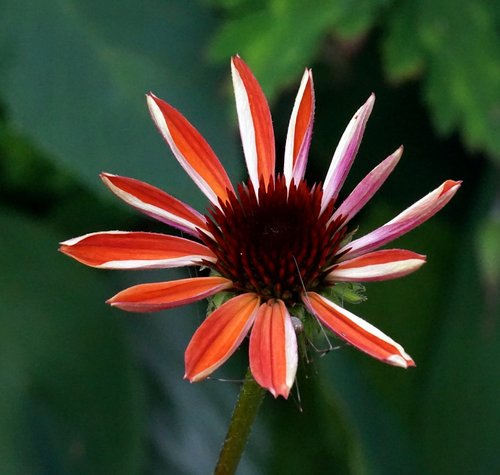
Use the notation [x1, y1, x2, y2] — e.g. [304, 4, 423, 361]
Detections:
[107, 276, 233, 313]
[338, 180, 462, 260]
[284, 69, 314, 187]
[249, 299, 298, 398]
[147, 93, 234, 205]
[59, 231, 216, 269]
[184, 293, 260, 382]
[321, 94, 375, 211]
[303, 292, 415, 368]
[231, 55, 275, 191]
[326, 249, 426, 282]
[331, 146, 403, 227]
[101, 173, 208, 237]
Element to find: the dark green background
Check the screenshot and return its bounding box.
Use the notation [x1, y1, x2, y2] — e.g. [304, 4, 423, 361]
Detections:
[1, 1, 498, 473]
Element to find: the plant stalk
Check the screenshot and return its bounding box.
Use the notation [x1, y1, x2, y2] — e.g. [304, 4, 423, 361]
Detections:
[214, 370, 265, 475]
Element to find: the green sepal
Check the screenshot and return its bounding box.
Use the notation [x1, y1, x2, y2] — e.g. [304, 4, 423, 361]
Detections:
[206, 291, 236, 316]
[338, 226, 358, 249]
[320, 282, 367, 306]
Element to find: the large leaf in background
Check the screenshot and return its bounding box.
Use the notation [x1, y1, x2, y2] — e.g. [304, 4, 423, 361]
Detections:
[209, 0, 389, 96]
[0, 0, 241, 210]
[0, 210, 143, 475]
[319, 356, 422, 475]
[384, 0, 500, 162]
[418, 168, 500, 474]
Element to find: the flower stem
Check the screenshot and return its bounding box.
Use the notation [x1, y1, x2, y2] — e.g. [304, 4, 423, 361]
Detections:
[214, 369, 266, 475]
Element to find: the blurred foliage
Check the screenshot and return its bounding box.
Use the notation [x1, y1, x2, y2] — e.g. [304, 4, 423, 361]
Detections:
[209, 0, 389, 95]
[0, 211, 143, 474]
[0, 0, 499, 474]
[210, 0, 500, 162]
[0, 0, 241, 210]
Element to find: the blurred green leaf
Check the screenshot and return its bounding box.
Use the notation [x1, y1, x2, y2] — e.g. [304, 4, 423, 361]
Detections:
[0, 210, 143, 475]
[319, 356, 422, 475]
[477, 196, 500, 293]
[418, 166, 500, 474]
[0, 0, 241, 210]
[209, 0, 389, 97]
[384, 0, 500, 162]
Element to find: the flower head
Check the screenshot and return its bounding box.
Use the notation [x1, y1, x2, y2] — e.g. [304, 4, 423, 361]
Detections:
[60, 56, 460, 398]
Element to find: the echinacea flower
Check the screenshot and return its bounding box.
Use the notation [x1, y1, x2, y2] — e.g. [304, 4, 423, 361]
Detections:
[60, 56, 460, 398]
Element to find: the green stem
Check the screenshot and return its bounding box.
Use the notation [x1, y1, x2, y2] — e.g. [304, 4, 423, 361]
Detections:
[214, 369, 266, 475]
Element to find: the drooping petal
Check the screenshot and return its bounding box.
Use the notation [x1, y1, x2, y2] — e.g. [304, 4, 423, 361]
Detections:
[331, 146, 403, 227]
[338, 180, 462, 260]
[59, 231, 216, 269]
[107, 276, 233, 313]
[321, 94, 375, 211]
[185, 293, 260, 382]
[303, 292, 415, 368]
[326, 249, 426, 282]
[147, 93, 234, 205]
[284, 69, 314, 187]
[101, 173, 208, 237]
[231, 55, 275, 191]
[249, 299, 298, 398]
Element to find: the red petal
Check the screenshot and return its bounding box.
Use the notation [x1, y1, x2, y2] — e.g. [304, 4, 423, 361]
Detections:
[59, 231, 216, 269]
[339, 180, 461, 260]
[303, 292, 415, 368]
[326, 249, 426, 282]
[249, 299, 298, 398]
[185, 293, 260, 382]
[231, 56, 275, 190]
[101, 173, 208, 236]
[107, 276, 232, 313]
[147, 94, 234, 205]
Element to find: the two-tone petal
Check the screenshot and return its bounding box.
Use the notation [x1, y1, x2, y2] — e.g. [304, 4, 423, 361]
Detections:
[303, 292, 415, 368]
[331, 146, 403, 227]
[231, 55, 275, 191]
[59, 231, 216, 269]
[326, 249, 426, 282]
[147, 93, 234, 205]
[107, 276, 233, 313]
[185, 293, 261, 382]
[284, 69, 314, 187]
[101, 173, 208, 237]
[321, 94, 375, 211]
[338, 180, 462, 260]
[249, 299, 298, 398]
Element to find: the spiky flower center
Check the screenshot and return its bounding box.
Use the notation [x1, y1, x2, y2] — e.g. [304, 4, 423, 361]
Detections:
[202, 176, 346, 303]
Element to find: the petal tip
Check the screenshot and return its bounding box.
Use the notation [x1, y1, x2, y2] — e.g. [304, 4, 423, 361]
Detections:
[442, 179, 462, 194]
[386, 354, 415, 368]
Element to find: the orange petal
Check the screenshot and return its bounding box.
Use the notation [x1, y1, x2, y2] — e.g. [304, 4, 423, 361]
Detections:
[284, 69, 314, 186]
[59, 231, 216, 269]
[249, 299, 298, 398]
[303, 292, 415, 368]
[101, 173, 208, 236]
[147, 94, 234, 205]
[107, 276, 232, 313]
[231, 56, 275, 191]
[185, 293, 260, 382]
